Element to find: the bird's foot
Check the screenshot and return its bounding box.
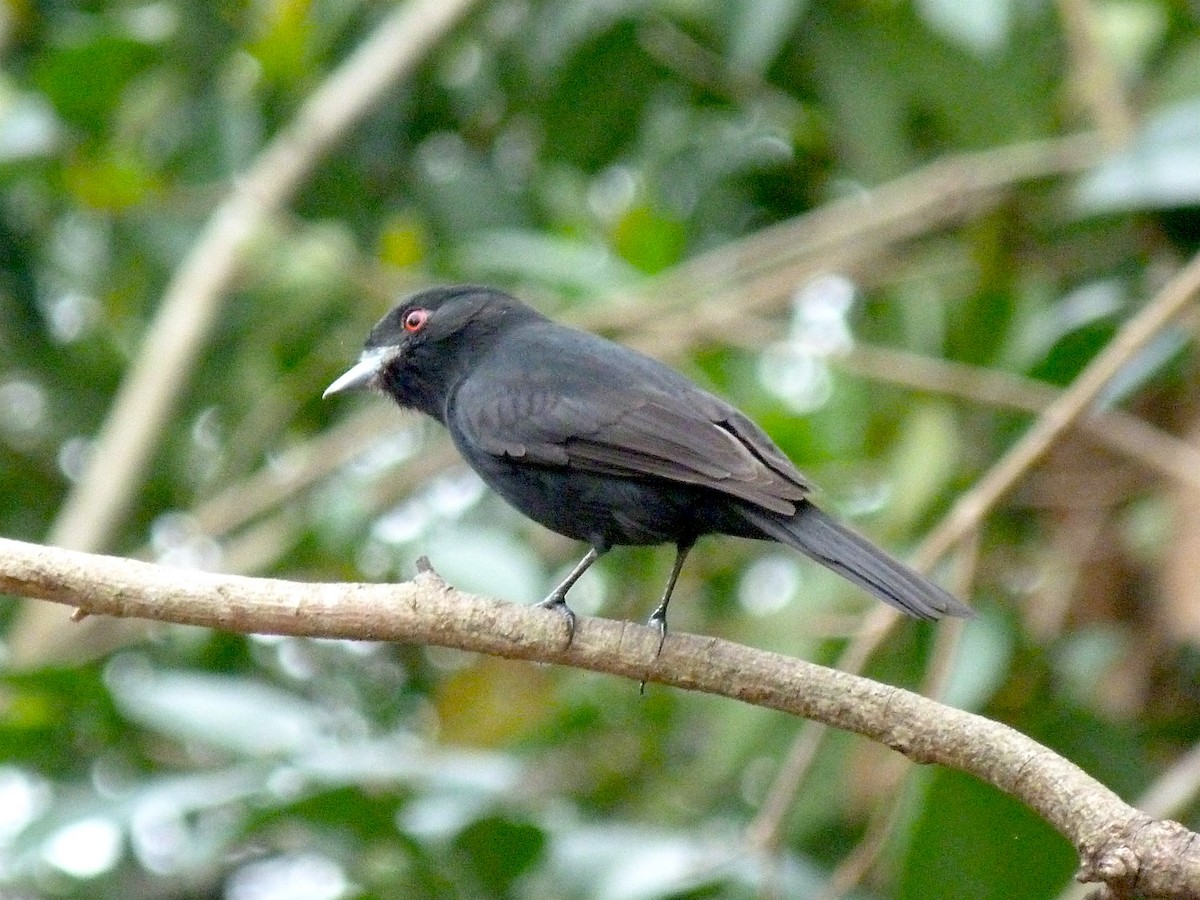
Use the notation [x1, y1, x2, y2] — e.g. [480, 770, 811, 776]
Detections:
[639, 608, 669, 696]
[647, 607, 668, 658]
[536, 593, 577, 647]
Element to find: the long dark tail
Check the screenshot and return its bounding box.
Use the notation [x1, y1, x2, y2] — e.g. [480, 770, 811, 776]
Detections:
[737, 501, 975, 620]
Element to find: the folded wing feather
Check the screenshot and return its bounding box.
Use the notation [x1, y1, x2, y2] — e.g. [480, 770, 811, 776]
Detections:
[456, 383, 808, 514]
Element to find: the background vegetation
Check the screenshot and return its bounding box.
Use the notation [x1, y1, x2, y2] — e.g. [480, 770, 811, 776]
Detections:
[1, 0, 1199, 897]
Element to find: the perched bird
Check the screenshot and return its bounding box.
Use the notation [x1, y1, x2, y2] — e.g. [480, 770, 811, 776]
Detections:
[325, 285, 974, 644]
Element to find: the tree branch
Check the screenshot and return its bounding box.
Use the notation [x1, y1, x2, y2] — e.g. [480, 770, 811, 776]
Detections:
[1, 536, 1197, 898]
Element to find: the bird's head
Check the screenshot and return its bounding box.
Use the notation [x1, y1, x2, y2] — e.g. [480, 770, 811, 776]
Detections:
[323, 285, 536, 418]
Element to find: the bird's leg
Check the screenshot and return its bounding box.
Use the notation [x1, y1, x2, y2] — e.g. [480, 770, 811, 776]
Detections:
[647, 541, 693, 657]
[537, 546, 601, 646]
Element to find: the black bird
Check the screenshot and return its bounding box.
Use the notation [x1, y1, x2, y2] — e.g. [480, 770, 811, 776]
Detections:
[325, 285, 974, 644]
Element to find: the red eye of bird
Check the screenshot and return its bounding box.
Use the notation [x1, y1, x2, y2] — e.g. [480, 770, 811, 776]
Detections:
[404, 309, 429, 332]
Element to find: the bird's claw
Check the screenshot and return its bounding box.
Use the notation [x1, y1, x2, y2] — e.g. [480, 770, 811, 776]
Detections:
[536, 593, 577, 647]
[639, 608, 669, 695]
[647, 608, 667, 658]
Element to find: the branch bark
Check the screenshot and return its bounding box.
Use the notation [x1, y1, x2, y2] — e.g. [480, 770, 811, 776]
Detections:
[1, 536, 1197, 899]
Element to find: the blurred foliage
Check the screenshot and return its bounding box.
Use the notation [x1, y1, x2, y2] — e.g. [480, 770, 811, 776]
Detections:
[1, 0, 1200, 898]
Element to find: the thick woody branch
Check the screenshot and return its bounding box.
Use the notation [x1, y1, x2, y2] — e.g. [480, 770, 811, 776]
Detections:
[0, 537, 1197, 899]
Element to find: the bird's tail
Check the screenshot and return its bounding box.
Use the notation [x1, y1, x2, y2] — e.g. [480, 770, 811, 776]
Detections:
[737, 501, 975, 620]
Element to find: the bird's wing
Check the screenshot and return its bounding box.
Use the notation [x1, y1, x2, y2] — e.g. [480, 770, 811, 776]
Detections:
[452, 376, 809, 515]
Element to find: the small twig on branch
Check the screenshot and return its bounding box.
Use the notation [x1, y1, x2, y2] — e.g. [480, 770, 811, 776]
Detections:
[0, 536, 1197, 898]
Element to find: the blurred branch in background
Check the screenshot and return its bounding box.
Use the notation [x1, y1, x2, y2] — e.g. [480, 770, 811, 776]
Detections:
[1138, 740, 1200, 835]
[1056, 0, 1137, 145]
[748, 247, 1200, 862]
[49, 0, 479, 555]
[917, 249, 1200, 571]
[0, 535, 1197, 899]
[609, 133, 1105, 353]
[8, 0, 480, 662]
[838, 342, 1200, 490]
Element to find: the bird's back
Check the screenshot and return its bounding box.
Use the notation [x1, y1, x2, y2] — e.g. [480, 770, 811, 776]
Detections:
[446, 315, 811, 524]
